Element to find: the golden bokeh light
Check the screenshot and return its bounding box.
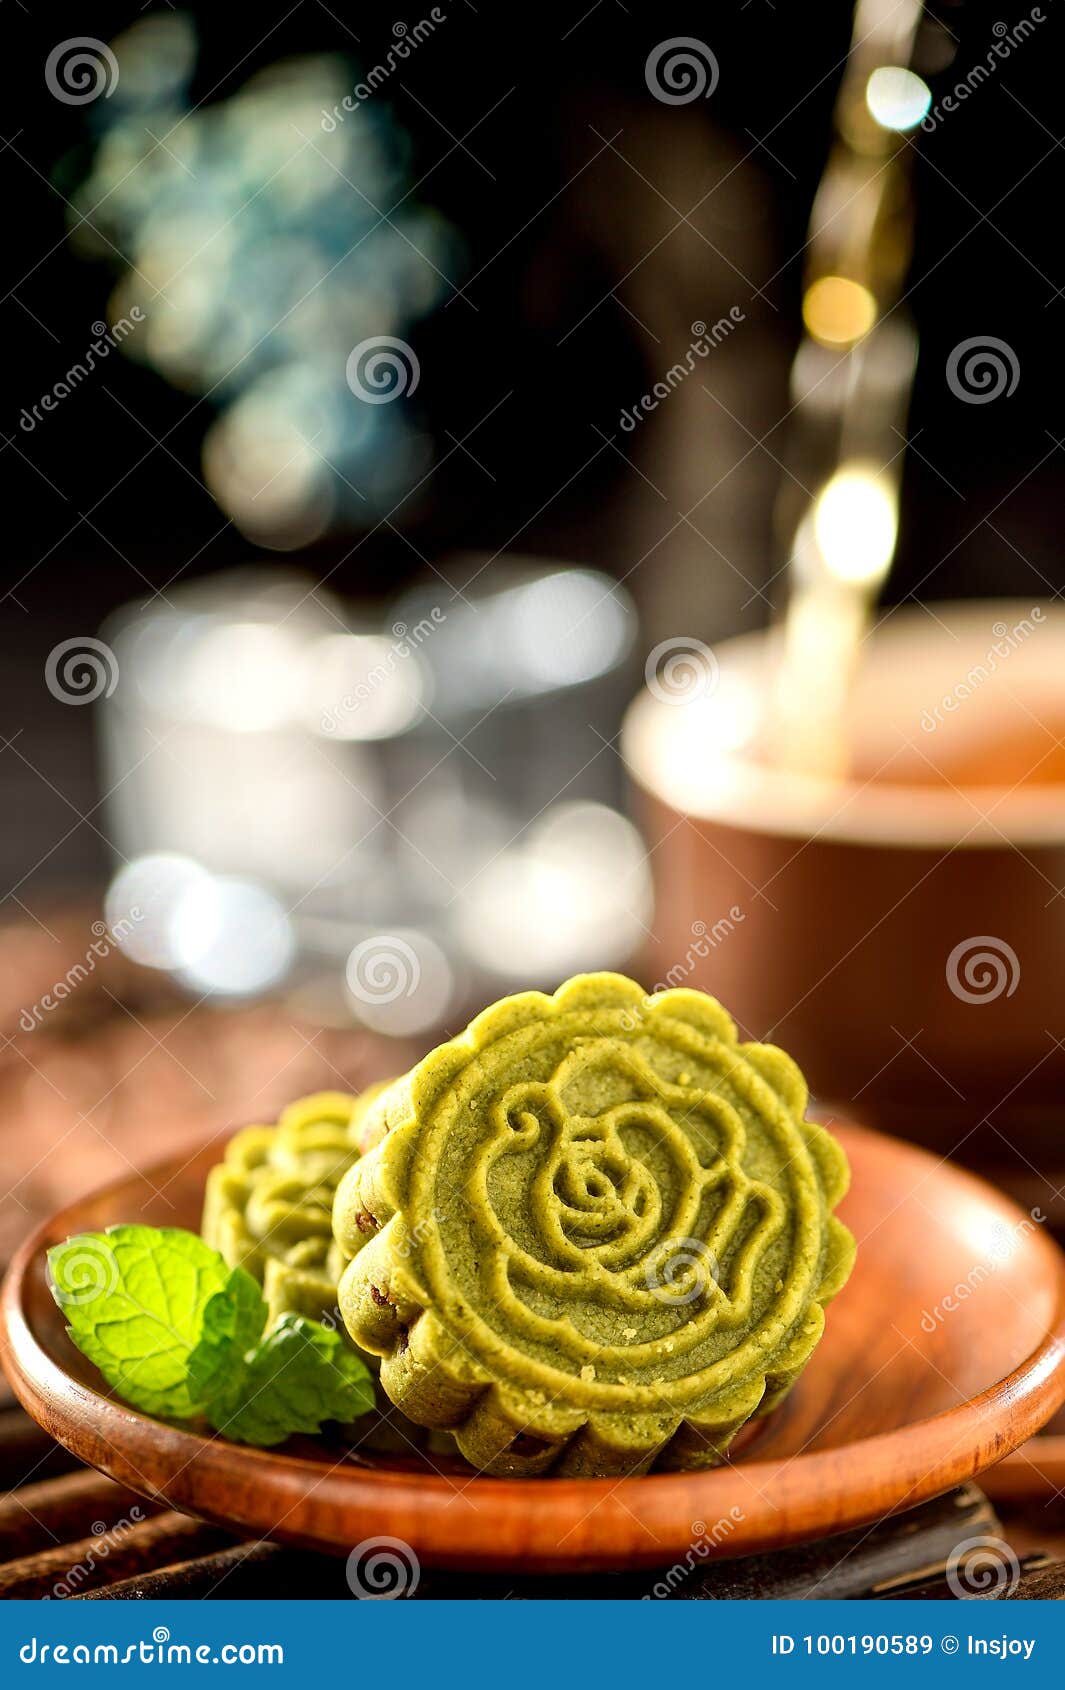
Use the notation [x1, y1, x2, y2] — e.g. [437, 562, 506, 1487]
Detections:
[802, 276, 877, 347]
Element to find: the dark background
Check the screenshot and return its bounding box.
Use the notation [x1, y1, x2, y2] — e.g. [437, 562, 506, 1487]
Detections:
[2, 0, 1063, 892]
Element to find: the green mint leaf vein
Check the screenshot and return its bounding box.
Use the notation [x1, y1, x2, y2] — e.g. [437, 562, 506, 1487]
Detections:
[187, 1265, 266, 1406]
[206, 1315, 377, 1446]
[48, 1225, 374, 1444]
[48, 1227, 233, 1420]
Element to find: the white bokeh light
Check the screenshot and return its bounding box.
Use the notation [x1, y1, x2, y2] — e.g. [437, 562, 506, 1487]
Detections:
[343, 927, 454, 1034]
[104, 853, 212, 968]
[813, 467, 898, 587]
[459, 803, 651, 979]
[500, 571, 632, 691]
[865, 66, 932, 132]
[173, 876, 295, 996]
[309, 632, 426, 739]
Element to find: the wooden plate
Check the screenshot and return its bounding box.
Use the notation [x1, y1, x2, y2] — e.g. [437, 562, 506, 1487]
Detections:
[3, 1122, 1065, 1573]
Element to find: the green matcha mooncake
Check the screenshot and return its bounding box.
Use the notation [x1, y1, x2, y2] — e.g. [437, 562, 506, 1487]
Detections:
[202, 1087, 389, 1329]
[333, 973, 855, 1478]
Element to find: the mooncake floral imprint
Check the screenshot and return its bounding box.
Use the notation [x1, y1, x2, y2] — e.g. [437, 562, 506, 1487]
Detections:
[334, 974, 855, 1477]
[202, 1087, 390, 1329]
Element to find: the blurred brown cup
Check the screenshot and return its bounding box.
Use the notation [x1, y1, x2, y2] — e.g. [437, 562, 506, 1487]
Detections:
[623, 601, 1065, 1151]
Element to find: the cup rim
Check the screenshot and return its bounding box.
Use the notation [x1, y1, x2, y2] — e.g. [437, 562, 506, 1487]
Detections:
[622, 598, 1065, 849]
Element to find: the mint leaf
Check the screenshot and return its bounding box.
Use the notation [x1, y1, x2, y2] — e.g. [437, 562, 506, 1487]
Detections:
[207, 1315, 376, 1447]
[187, 1266, 266, 1406]
[48, 1227, 231, 1420]
[48, 1225, 375, 1445]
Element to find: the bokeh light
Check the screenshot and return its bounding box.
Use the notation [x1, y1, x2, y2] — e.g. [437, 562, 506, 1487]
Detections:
[813, 467, 899, 587]
[458, 803, 652, 979]
[105, 853, 212, 968]
[173, 877, 295, 997]
[70, 16, 461, 548]
[865, 66, 932, 132]
[802, 276, 877, 348]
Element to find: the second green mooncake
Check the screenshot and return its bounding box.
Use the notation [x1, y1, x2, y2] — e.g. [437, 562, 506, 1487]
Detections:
[202, 1087, 389, 1329]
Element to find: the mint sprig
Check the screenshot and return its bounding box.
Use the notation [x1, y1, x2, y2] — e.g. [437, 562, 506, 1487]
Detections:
[206, 1316, 375, 1446]
[47, 1225, 374, 1447]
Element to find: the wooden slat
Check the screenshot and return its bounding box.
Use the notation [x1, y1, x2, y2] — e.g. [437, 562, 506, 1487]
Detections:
[0, 1511, 233, 1600]
[880, 1553, 1059, 1600]
[80, 1542, 300, 1600]
[0, 1468, 161, 1561]
[0, 1408, 82, 1490]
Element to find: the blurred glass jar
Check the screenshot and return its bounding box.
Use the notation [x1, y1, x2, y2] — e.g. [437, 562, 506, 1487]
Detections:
[99, 560, 648, 1033]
